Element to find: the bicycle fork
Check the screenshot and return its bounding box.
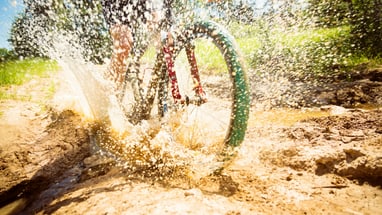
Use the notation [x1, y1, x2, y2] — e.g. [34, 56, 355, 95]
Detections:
[162, 43, 207, 109]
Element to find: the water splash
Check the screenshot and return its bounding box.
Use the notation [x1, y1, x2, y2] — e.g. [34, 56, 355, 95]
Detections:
[13, 0, 353, 179]
[34, 15, 229, 180]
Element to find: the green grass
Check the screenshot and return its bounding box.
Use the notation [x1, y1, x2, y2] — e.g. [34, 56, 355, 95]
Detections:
[274, 26, 350, 47]
[0, 58, 60, 100]
[237, 37, 261, 56]
[228, 22, 350, 50]
[141, 46, 157, 63]
[193, 39, 228, 73]
[0, 58, 59, 86]
[343, 54, 382, 68]
[139, 26, 349, 74]
[229, 23, 382, 72]
[140, 39, 230, 74]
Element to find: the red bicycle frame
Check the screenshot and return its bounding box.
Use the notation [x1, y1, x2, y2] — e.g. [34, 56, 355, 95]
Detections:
[162, 44, 207, 105]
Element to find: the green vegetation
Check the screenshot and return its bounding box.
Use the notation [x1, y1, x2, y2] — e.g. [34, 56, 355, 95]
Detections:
[141, 22, 380, 77]
[226, 21, 381, 76]
[194, 39, 228, 73]
[140, 39, 229, 74]
[0, 58, 59, 102]
[0, 58, 59, 86]
[274, 26, 350, 47]
[12, 0, 110, 63]
[0, 48, 17, 62]
[307, 0, 382, 57]
[9, 0, 380, 77]
[344, 55, 382, 69]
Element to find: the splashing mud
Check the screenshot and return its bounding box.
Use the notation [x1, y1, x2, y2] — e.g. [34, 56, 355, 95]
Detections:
[2, 0, 382, 214]
[1, 61, 382, 214]
[54, 55, 234, 175]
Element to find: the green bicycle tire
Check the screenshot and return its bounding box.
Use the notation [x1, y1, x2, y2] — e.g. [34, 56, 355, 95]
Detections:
[172, 20, 250, 148]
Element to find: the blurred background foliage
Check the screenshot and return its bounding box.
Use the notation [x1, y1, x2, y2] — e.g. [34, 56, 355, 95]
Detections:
[4, 0, 382, 75]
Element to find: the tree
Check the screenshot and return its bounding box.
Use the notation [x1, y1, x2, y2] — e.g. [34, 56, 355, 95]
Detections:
[9, 0, 69, 58]
[10, 0, 111, 63]
[205, 0, 256, 24]
[9, 12, 45, 58]
[68, 0, 111, 63]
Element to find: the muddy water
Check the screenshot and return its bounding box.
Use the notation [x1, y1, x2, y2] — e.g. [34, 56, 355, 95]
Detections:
[54, 61, 352, 180]
[249, 108, 333, 127]
[54, 61, 234, 178]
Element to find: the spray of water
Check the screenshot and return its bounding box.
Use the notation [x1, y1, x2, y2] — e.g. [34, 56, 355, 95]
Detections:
[13, 0, 351, 180]
[12, 0, 241, 180]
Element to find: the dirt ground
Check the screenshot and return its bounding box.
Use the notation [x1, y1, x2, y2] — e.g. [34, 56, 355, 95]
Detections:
[0, 67, 381, 214]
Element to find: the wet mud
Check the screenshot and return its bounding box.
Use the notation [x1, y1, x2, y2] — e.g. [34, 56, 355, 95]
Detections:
[1, 69, 382, 214]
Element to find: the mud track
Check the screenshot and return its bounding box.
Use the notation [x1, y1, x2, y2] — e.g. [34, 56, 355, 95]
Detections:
[0, 69, 381, 214]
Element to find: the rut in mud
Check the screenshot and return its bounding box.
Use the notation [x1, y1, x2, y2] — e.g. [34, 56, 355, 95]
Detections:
[0, 110, 90, 207]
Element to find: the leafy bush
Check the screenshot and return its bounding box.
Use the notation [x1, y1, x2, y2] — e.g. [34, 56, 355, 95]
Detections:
[307, 0, 382, 57]
[349, 0, 382, 57]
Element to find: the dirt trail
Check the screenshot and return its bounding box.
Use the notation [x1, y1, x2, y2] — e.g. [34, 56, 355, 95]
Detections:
[0, 70, 382, 214]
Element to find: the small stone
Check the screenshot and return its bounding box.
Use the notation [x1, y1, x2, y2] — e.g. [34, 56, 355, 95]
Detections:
[286, 174, 293, 181]
[341, 136, 353, 143]
[184, 191, 194, 197]
[184, 188, 202, 197]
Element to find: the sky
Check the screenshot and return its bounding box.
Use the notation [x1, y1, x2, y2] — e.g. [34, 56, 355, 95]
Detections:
[0, 0, 24, 49]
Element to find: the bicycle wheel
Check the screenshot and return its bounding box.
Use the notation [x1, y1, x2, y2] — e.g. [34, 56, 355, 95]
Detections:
[162, 20, 250, 156]
[94, 21, 249, 173]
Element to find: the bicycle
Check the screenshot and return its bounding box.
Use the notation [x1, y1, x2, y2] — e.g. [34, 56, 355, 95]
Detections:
[97, 1, 250, 168]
